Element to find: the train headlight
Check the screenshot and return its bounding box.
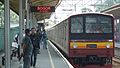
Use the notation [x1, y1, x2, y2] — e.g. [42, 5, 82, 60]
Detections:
[73, 44, 78, 48]
[73, 43, 78, 48]
[106, 44, 110, 48]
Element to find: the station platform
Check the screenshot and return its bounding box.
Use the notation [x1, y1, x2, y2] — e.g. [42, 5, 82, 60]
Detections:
[1, 41, 73, 68]
[115, 43, 120, 48]
[115, 43, 120, 58]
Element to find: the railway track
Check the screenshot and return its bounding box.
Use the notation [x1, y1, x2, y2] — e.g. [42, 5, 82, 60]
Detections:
[113, 56, 120, 68]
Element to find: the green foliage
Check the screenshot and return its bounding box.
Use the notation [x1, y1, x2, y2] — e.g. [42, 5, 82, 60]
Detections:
[10, 10, 19, 24]
[0, 2, 4, 28]
[0, 2, 19, 28]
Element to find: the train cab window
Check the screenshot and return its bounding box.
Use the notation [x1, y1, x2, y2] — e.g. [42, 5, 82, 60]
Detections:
[85, 15, 112, 33]
[71, 17, 83, 33]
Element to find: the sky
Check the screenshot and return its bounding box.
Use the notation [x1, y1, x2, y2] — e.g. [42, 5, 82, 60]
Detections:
[49, 0, 101, 23]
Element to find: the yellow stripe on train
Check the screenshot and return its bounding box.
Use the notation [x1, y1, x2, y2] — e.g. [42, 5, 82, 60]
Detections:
[70, 41, 113, 49]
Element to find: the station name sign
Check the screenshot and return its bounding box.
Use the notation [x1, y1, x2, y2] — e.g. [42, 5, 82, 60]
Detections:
[31, 6, 55, 12]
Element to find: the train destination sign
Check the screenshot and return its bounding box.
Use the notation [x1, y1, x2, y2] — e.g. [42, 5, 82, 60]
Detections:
[31, 6, 55, 12]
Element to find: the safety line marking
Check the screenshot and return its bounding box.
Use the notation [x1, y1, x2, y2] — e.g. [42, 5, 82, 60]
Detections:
[47, 46, 55, 68]
[48, 40, 74, 68]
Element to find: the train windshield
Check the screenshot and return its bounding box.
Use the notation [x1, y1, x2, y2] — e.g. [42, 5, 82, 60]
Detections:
[71, 16, 83, 33]
[85, 15, 112, 33]
[71, 15, 112, 33]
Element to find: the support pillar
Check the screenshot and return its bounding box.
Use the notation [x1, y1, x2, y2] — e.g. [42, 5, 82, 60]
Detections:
[19, 0, 23, 54]
[26, 2, 30, 29]
[4, 0, 11, 68]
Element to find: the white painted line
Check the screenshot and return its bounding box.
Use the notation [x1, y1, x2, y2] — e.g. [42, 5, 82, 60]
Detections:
[48, 40, 74, 68]
[47, 46, 55, 68]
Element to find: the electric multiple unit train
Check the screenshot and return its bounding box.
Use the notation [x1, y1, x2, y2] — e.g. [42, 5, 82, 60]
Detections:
[47, 13, 114, 68]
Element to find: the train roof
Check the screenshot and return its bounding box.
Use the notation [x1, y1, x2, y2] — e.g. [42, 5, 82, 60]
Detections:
[57, 13, 114, 23]
[69, 12, 114, 18]
[48, 12, 114, 30]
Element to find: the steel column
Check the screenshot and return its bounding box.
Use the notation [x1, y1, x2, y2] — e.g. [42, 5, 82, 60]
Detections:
[19, 0, 23, 53]
[4, 0, 11, 68]
[32, 12, 34, 28]
[33, 14, 37, 27]
[26, 3, 30, 29]
[22, 0, 26, 33]
[29, 11, 32, 29]
[22, 9, 25, 33]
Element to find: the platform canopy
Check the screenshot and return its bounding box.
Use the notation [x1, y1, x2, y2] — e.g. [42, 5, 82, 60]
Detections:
[0, 0, 61, 21]
[101, 4, 120, 19]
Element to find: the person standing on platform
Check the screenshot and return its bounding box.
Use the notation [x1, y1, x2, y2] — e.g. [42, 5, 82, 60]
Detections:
[22, 29, 33, 68]
[13, 33, 20, 59]
[30, 28, 40, 68]
[42, 29, 48, 49]
[37, 30, 42, 49]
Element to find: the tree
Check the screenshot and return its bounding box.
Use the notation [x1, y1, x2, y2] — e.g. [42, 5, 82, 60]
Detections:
[0, 2, 19, 28]
[0, 2, 4, 28]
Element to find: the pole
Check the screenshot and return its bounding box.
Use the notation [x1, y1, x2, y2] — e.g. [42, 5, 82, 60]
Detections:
[4, 0, 11, 68]
[32, 12, 34, 27]
[26, 3, 30, 29]
[74, 4, 76, 12]
[19, 0, 23, 53]
[22, 9, 25, 33]
[22, 0, 25, 33]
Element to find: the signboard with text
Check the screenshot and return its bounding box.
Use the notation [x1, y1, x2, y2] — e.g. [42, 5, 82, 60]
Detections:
[31, 6, 55, 12]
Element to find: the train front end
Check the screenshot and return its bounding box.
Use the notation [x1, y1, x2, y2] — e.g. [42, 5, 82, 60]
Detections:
[69, 14, 114, 68]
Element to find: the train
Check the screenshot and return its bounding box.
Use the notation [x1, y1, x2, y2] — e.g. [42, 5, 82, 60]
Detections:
[47, 13, 114, 68]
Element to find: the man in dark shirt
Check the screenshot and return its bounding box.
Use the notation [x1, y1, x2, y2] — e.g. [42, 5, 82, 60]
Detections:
[22, 29, 33, 68]
[30, 28, 40, 68]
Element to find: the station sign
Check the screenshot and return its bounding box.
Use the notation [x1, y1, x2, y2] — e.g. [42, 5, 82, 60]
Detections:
[31, 6, 55, 12]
